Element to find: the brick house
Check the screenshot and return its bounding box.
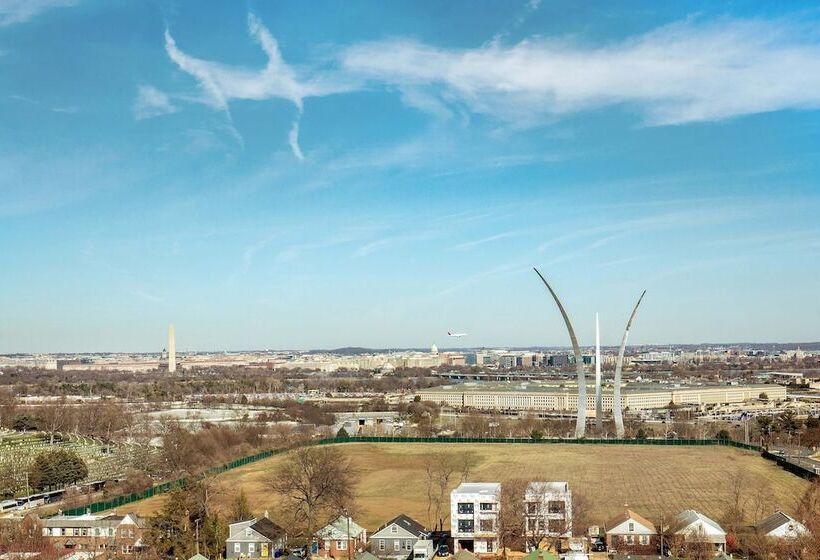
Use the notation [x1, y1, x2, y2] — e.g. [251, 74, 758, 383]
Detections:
[605, 510, 657, 555]
[315, 516, 367, 559]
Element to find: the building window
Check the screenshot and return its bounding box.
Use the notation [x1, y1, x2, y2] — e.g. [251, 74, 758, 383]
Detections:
[547, 501, 565, 514]
[639, 535, 649, 545]
[625, 535, 634, 545]
[249, 543, 256, 554]
[628, 522, 634, 532]
[479, 519, 494, 532]
[338, 541, 347, 551]
[378, 540, 385, 551]
[547, 519, 562, 534]
[486, 540, 494, 553]
[479, 503, 494, 512]
[404, 540, 412, 550]
[391, 526, 398, 534]
[458, 520, 474, 533]
[525, 502, 537, 515]
[235, 543, 241, 553]
[457, 503, 474, 515]
[394, 541, 401, 551]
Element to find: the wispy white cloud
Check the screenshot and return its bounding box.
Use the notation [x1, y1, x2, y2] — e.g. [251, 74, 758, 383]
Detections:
[341, 18, 820, 125]
[0, 0, 76, 26]
[133, 85, 177, 120]
[288, 119, 305, 161]
[449, 230, 523, 251]
[164, 13, 353, 157]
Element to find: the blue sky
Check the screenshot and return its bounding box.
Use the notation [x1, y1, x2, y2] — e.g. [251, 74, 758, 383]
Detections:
[1, 0, 820, 353]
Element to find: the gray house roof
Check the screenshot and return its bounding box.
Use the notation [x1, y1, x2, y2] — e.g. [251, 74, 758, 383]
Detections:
[754, 511, 804, 535]
[228, 517, 286, 543]
[372, 515, 427, 539]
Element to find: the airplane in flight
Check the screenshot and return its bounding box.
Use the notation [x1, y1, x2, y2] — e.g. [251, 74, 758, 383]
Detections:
[447, 331, 468, 338]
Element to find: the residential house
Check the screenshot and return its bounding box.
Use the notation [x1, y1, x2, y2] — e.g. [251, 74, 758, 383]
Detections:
[226, 517, 287, 558]
[753, 511, 809, 539]
[672, 510, 726, 553]
[40, 512, 147, 555]
[605, 510, 658, 554]
[316, 516, 367, 559]
[369, 514, 428, 559]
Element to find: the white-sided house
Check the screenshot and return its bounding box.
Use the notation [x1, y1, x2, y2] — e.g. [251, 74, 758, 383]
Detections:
[674, 510, 726, 553]
[754, 511, 809, 539]
[226, 517, 287, 558]
[451, 482, 501, 554]
[523, 482, 573, 540]
[369, 514, 428, 559]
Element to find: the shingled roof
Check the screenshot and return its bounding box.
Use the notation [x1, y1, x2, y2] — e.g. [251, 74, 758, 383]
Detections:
[374, 514, 427, 538]
[251, 517, 286, 541]
[754, 511, 805, 536]
[605, 509, 657, 534]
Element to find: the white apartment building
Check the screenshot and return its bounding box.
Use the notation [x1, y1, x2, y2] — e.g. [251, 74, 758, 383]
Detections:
[451, 483, 501, 554]
[450, 481, 573, 553]
[523, 482, 573, 539]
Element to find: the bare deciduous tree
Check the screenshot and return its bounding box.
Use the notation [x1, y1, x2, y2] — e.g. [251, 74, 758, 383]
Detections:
[496, 479, 527, 557]
[268, 447, 357, 558]
[422, 451, 477, 530]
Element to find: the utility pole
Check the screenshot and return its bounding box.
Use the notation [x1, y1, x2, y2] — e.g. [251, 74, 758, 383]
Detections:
[195, 518, 201, 555]
[659, 513, 664, 557]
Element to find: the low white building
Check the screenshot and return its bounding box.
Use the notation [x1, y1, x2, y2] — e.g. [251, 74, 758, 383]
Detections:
[754, 511, 809, 539]
[674, 510, 726, 553]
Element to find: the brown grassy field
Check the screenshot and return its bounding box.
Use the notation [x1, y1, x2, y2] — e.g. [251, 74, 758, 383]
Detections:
[119, 443, 809, 531]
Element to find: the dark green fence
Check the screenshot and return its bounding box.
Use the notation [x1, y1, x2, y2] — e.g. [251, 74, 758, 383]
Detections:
[56, 436, 762, 516]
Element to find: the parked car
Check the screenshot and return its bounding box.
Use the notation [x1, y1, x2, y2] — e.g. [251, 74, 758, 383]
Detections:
[436, 545, 449, 557]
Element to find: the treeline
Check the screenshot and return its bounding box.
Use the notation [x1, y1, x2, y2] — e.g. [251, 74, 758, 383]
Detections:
[0, 366, 448, 400]
[0, 394, 133, 443]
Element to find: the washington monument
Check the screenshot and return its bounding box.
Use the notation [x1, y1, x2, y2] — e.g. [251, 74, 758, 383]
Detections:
[168, 324, 176, 373]
[533, 268, 586, 438]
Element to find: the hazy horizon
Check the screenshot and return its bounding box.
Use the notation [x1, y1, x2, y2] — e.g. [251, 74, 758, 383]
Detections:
[2, 1, 819, 353]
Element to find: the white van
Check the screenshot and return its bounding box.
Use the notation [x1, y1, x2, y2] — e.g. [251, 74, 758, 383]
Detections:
[413, 540, 434, 560]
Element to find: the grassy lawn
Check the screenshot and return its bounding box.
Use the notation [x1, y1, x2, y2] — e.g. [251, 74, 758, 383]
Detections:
[120, 443, 809, 531]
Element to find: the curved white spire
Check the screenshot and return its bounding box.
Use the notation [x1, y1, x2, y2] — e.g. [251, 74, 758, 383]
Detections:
[614, 291, 646, 438]
[533, 268, 586, 438]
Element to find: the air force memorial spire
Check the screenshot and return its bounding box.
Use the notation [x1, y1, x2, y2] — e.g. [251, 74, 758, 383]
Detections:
[614, 290, 646, 438]
[533, 268, 586, 438]
[594, 312, 603, 433]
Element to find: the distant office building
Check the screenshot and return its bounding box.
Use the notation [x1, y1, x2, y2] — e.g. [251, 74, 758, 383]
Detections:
[417, 382, 785, 413]
[548, 354, 569, 367]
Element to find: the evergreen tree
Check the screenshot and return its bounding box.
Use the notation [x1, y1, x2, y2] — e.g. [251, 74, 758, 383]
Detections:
[27, 449, 88, 491]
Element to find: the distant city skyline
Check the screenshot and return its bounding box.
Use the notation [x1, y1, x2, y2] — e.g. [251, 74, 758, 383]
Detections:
[2, 1, 820, 353]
